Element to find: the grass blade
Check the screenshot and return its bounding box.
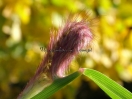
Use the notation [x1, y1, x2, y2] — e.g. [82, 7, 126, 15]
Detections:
[83, 69, 132, 99]
[31, 71, 81, 99]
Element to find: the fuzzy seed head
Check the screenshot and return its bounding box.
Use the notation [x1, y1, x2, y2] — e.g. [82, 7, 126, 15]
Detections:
[48, 18, 94, 79]
[17, 14, 95, 99]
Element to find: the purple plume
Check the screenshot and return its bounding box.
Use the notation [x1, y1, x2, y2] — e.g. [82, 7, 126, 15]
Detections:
[47, 18, 93, 79]
[17, 15, 94, 99]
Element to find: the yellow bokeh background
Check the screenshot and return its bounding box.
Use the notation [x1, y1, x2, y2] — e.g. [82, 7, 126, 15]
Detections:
[0, 0, 132, 99]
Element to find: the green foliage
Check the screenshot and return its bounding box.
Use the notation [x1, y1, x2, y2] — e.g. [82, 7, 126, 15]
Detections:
[31, 71, 81, 99]
[83, 69, 132, 99]
[23, 69, 132, 99]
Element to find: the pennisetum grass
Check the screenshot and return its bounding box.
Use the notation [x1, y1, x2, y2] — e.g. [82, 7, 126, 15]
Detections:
[17, 12, 95, 99]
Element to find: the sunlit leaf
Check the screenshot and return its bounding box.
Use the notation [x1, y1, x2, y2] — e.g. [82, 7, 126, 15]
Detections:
[83, 69, 132, 99]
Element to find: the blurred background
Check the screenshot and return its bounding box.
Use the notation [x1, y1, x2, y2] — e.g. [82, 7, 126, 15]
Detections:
[0, 0, 132, 99]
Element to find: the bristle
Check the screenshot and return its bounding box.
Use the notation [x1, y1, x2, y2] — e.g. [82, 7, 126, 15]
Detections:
[48, 17, 94, 79]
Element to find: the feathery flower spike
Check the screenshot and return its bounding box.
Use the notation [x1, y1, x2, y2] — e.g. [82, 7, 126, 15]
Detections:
[48, 19, 93, 79]
[17, 13, 94, 99]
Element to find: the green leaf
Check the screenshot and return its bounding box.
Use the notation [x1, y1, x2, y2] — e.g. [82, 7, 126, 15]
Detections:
[83, 69, 132, 99]
[31, 71, 81, 99]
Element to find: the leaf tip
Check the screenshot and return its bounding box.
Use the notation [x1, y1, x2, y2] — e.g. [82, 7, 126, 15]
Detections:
[79, 68, 85, 73]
